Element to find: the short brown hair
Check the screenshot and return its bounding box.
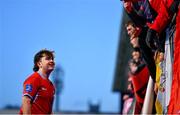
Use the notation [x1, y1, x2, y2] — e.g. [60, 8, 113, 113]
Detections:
[125, 21, 136, 28]
[33, 49, 54, 72]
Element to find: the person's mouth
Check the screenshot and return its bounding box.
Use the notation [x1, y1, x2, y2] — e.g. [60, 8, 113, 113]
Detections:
[49, 62, 55, 67]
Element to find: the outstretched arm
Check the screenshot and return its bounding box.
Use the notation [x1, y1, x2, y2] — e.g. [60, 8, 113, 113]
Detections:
[124, 1, 147, 27]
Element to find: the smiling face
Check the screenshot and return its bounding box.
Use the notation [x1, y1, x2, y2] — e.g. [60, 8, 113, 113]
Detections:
[33, 49, 55, 73]
[126, 24, 139, 47]
[132, 50, 140, 61]
[126, 24, 136, 37]
[38, 54, 55, 73]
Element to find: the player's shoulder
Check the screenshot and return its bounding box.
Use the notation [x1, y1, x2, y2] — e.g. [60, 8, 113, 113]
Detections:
[24, 72, 41, 84]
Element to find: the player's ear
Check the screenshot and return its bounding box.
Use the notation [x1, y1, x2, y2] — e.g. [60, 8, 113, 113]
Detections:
[37, 61, 42, 68]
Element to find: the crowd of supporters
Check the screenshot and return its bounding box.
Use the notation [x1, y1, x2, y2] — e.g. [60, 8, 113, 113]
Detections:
[120, 0, 179, 114]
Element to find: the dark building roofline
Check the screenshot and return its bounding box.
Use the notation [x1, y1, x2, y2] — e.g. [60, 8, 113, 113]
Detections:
[112, 10, 133, 93]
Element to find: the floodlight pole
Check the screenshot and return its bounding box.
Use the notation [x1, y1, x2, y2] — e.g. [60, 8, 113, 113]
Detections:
[53, 66, 64, 112]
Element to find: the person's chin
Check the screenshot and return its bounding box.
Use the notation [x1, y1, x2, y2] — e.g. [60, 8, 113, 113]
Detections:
[48, 68, 54, 72]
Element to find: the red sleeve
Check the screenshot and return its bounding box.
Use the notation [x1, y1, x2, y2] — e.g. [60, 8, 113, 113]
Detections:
[131, 66, 149, 92]
[168, 10, 180, 114]
[23, 74, 40, 101]
[149, 0, 174, 33]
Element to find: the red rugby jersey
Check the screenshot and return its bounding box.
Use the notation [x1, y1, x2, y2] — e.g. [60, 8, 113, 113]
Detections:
[19, 72, 55, 114]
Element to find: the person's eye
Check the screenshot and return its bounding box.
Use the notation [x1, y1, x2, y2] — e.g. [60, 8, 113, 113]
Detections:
[45, 57, 50, 60]
[46, 57, 53, 60]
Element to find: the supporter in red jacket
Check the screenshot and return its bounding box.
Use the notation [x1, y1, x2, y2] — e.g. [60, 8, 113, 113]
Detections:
[125, 20, 156, 83]
[123, 0, 178, 78]
[128, 56, 149, 114]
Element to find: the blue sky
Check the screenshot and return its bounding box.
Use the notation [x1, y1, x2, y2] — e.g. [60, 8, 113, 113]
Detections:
[0, 0, 122, 112]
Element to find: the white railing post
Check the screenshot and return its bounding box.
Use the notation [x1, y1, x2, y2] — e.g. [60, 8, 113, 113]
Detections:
[141, 77, 154, 114]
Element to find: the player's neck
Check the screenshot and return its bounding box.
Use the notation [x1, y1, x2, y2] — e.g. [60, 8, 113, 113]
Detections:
[38, 69, 50, 79]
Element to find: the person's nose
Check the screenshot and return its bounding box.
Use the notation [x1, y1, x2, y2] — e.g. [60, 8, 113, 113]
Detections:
[49, 59, 54, 62]
[49, 60, 55, 65]
[127, 31, 131, 35]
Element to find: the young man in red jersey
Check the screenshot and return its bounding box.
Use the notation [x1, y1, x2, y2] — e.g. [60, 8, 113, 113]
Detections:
[19, 49, 55, 114]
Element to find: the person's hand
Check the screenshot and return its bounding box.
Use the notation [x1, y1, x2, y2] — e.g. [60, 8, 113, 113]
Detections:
[130, 37, 139, 47]
[154, 83, 158, 94]
[123, 94, 130, 100]
[130, 27, 141, 39]
[123, 1, 133, 13]
[145, 28, 158, 50]
[130, 64, 137, 73]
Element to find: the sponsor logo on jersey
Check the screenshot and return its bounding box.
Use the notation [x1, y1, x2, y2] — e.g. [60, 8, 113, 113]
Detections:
[25, 84, 32, 92]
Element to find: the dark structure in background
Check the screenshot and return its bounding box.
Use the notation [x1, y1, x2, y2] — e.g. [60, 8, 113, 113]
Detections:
[53, 65, 64, 112]
[88, 100, 101, 114]
[112, 10, 133, 113]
